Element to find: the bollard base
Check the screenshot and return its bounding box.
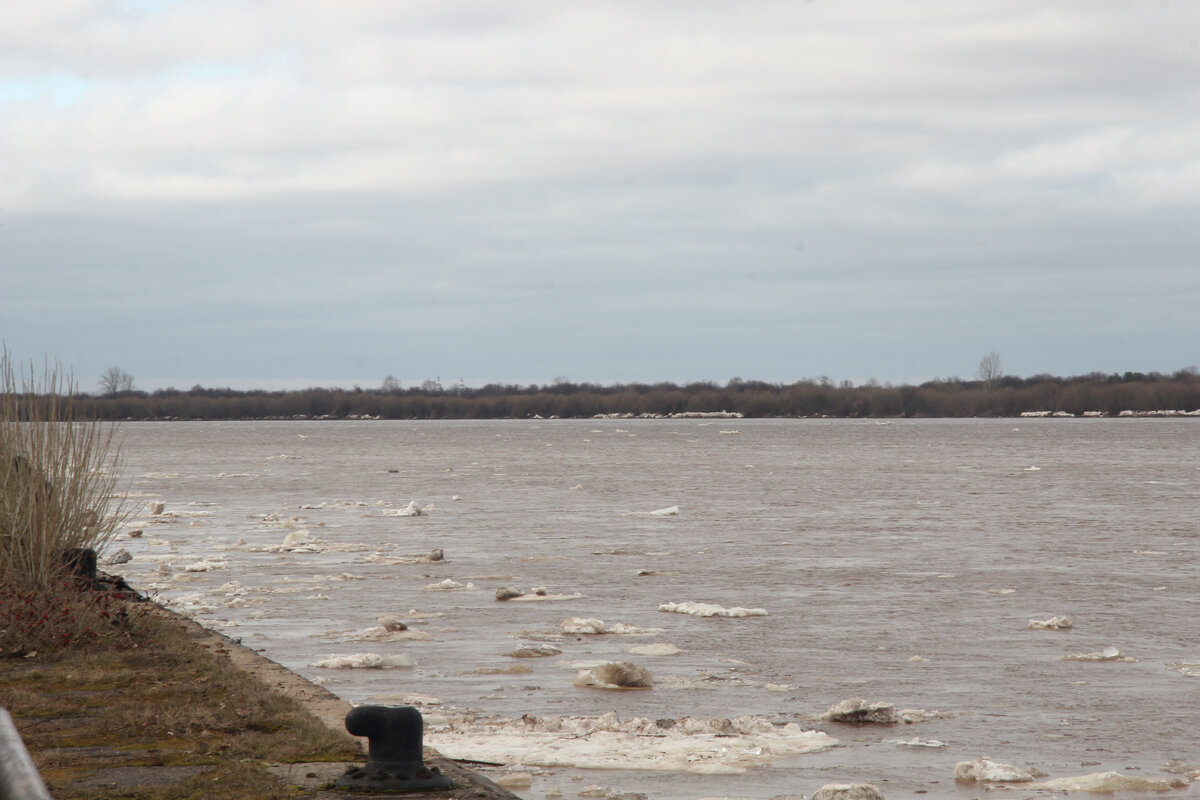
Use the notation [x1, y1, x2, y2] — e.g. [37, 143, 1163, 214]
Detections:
[335, 761, 455, 793]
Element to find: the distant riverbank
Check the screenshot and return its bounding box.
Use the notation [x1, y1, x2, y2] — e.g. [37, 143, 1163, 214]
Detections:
[67, 371, 1200, 420]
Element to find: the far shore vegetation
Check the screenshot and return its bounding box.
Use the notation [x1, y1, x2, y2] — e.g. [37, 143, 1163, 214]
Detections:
[79, 365, 1200, 420]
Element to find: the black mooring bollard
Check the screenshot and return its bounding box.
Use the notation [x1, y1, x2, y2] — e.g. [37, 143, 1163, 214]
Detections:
[60, 547, 98, 585]
[335, 705, 454, 793]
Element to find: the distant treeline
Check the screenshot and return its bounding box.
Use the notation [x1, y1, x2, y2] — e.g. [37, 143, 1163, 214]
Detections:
[69, 369, 1200, 420]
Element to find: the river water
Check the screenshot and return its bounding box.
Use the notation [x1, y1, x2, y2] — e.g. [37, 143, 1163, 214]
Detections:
[109, 418, 1200, 799]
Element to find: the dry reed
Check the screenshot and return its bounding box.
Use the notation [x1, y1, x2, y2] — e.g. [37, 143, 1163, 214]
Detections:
[0, 350, 133, 651]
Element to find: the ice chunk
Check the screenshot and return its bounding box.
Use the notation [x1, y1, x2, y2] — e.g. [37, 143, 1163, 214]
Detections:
[310, 653, 416, 669]
[954, 758, 1034, 782]
[889, 737, 947, 748]
[183, 559, 227, 572]
[377, 615, 408, 632]
[425, 578, 474, 591]
[1061, 647, 1135, 662]
[1028, 616, 1072, 629]
[426, 713, 836, 773]
[1030, 771, 1184, 792]
[811, 785, 885, 800]
[388, 500, 425, 516]
[821, 698, 898, 724]
[658, 601, 768, 617]
[506, 644, 562, 658]
[626, 643, 684, 656]
[1166, 661, 1200, 677]
[562, 617, 608, 634]
[282, 529, 309, 548]
[574, 661, 653, 689]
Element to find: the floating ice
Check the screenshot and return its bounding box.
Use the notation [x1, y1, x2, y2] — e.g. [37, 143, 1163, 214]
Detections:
[426, 712, 836, 774]
[1029, 771, 1185, 792]
[332, 625, 433, 642]
[954, 757, 1035, 782]
[562, 617, 608, 634]
[573, 661, 653, 689]
[811, 784, 885, 800]
[386, 500, 427, 517]
[1061, 647, 1135, 662]
[626, 643, 684, 656]
[624, 505, 679, 517]
[560, 617, 661, 635]
[366, 692, 442, 706]
[504, 590, 583, 602]
[821, 698, 898, 724]
[495, 773, 533, 789]
[183, 559, 227, 572]
[1028, 616, 1073, 629]
[1167, 661, 1200, 677]
[310, 653, 416, 669]
[282, 529, 309, 548]
[377, 615, 408, 632]
[506, 644, 562, 658]
[106, 548, 132, 564]
[658, 601, 768, 618]
[889, 736, 947, 748]
[425, 579, 474, 591]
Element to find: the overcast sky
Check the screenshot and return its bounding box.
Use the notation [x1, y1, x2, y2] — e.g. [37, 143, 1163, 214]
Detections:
[3, 1, 1198, 393]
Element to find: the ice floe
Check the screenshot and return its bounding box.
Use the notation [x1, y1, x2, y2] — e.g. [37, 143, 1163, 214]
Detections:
[497, 587, 582, 602]
[183, 558, 227, 572]
[658, 601, 768, 617]
[889, 736, 947, 748]
[425, 578, 475, 591]
[386, 500, 427, 517]
[426, 712, 836, 774]
[560, 617, 661, 635]
[820, 698, 946, 725]
[106, 548, 132, 564]
[573, 661, 653, 689]
[821, 698, 898, 724]
[320, 624, 434, 643]
[505, 644, 562, 658]
[1061, 646, 1136, 662]
[1166, 661, 1200, 677]
[625, 643, 684, 656]
[1028, 615, 1072, 629]
[377, 615, 408, 631]
[954, 757, 1037, 782]
[310, 653, 416, 669]
[362, 548, 446, 565]
[624, 505, 679, 517]
[811, 785, 885, 800]
[1029, 770, 1186, 792]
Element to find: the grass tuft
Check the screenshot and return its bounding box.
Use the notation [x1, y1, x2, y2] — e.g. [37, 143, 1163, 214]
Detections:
[1, 349, 135, 654]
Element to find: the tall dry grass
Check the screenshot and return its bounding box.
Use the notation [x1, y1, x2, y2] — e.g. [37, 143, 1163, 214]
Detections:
[1, 351, 133, 651]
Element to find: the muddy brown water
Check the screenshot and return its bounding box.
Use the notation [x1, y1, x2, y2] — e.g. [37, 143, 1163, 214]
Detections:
[111, 418, 1200, 799]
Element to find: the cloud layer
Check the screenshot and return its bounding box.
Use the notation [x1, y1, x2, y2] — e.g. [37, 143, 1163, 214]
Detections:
[4, 1, 1199, 391]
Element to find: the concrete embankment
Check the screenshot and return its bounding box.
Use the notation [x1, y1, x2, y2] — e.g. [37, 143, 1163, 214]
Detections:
[1, 589, 521, 800]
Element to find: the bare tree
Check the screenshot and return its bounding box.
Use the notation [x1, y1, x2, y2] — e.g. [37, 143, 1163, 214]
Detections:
[977, 352, 1003, 390]
[380, 375, 401, 393]
[98, 367, 134, 395]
